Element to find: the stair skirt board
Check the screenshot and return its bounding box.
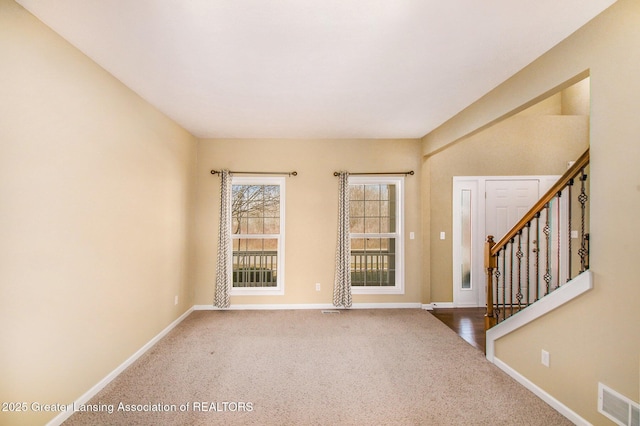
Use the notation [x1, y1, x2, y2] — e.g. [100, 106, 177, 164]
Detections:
[485, 270, 593, 362]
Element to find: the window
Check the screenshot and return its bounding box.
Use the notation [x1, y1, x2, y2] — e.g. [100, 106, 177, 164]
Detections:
[230, 177, 285, 295]
[349, 176, 404, 294]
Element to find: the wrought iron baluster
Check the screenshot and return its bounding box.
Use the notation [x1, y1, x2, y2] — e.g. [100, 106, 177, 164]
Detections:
[534, 212, 540, 302]
[509, 238, 515, 317]
[494, 249, 501, 323]
[525, 222, 531, 307]
[556, 192, 561, 290]
[579, 170, 589, 272]
[567, 178, 574, 281]
[584, 233, 590, 270]
[543, 203, 552, 296]
[502, 246, 507, 322]
[516, 231, 523, 311]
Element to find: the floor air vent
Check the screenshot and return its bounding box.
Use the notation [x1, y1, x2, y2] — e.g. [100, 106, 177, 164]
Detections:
[321, 310, 341, 314]
[599, 382, 640, 426]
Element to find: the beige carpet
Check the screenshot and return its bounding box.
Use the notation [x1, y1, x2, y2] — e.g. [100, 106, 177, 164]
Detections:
[64, 309, 571, 425]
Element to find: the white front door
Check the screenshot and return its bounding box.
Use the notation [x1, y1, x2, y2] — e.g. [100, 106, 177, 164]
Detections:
[453, 176, 558, 308]
[485, 180, 540, 241]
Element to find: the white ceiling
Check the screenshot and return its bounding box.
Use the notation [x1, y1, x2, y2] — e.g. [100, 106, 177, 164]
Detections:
[17, 0, 616, 139]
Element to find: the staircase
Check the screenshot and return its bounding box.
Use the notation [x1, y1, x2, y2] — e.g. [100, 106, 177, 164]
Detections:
[483, 148, 591, 337]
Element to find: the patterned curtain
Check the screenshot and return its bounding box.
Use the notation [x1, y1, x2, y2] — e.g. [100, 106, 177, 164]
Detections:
[214, 170, 232, 308]
[333, 171, 352, 308]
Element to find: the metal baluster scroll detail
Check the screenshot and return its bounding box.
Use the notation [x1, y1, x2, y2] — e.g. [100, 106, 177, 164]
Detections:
[578, 170, 589, 272]
[543, 203, 552, 296]
[516, 231, 524, 308]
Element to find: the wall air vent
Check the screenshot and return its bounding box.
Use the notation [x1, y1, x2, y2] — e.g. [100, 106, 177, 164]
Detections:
[598, 382, 640, 426]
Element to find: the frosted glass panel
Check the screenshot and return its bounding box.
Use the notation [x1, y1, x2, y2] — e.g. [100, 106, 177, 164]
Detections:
[461, 190, 472, 289]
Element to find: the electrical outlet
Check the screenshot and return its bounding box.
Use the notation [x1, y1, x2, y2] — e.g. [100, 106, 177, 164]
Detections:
[174, 295, 179, 305]
[315, 283, 321, 291]
[541, 349, 550, 367]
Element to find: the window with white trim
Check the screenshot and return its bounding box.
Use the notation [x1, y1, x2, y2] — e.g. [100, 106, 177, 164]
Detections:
[230, 177, 285, 295]
[349, 176, 404, 294]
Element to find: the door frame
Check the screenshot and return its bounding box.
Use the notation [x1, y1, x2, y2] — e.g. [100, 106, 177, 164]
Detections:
[452, 175, 560, 308]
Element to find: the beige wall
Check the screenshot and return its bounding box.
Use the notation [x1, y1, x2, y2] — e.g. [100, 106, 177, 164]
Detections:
[562, 78, 591, 116]
[427, 114, 589, 302]
[194, 139, 423, 306]
[0, 1, 197, 424]
[422, 0, 640, 423]
[3, 0, 638, 423]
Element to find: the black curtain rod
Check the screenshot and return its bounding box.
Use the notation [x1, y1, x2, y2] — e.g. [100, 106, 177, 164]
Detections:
[211, 170, 297, 176]
[333, 171, 414, 176]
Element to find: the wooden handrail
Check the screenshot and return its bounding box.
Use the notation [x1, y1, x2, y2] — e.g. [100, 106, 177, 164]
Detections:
[490, 148, 590, 256]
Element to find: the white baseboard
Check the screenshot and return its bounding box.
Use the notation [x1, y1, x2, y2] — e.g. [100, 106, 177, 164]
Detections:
[194, 302, 422, 311]
[351, 302, 422, 309]
[493, 357, 590, 425]
[424, 302, 486, 310]
[46, 307, 194, 426]
[429, 302, 455, 309]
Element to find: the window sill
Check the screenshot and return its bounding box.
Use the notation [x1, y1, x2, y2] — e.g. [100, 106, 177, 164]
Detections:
[230, 287, 285, 296]
[351, 286, 404, 295]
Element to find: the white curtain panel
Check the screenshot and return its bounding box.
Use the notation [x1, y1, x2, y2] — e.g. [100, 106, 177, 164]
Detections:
[333, 171, 352, 308]
[214, 170, 232, 308]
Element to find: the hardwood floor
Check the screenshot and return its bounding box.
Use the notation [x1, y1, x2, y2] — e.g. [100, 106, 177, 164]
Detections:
[429, 307, 486, 353]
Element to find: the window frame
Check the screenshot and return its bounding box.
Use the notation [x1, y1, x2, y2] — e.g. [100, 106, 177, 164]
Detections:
[229, 176, 285, 296]
[349, 176, 405, 295]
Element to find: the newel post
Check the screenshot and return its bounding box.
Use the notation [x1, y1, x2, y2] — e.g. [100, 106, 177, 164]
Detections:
[484, 235, 497, 331]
